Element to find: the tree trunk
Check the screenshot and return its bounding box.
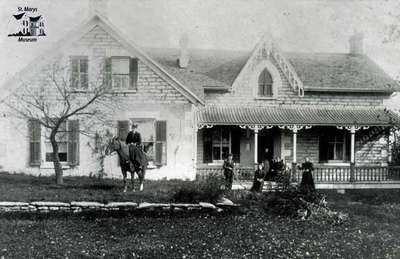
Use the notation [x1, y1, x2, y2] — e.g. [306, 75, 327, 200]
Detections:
[50, 131, 63, 185]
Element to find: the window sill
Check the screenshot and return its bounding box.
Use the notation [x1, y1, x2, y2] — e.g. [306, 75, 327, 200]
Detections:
[40, 162, 70, 169]
[255, 96, 277, 100]
[321, 162, 350, 166]
[109, 89, 137, 94]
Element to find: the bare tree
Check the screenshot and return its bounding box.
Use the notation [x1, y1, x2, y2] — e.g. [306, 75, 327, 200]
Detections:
[5, 59, 117, 184]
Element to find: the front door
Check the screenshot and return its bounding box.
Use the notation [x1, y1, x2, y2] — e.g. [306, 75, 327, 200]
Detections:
[258, 130, 274, 163]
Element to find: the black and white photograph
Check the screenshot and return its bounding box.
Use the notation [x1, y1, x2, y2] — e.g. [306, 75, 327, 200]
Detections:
[1, 0, 400, 258]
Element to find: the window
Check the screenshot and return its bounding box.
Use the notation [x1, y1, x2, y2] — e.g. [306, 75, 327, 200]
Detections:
[212, 128, 230, 161]
[28, 119, 79, 166]
[70, 56, 88, 89]
[117, 119, 167, 165]
[45, 122, 68, 162]
[258, 69, 273, 97]
[319, 129, 350, 163]
[203, 127, 241, 163]
[105, 57, 138, 90]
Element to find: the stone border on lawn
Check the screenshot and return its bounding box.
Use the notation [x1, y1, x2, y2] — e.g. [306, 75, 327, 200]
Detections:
[0, 200, 239, 213]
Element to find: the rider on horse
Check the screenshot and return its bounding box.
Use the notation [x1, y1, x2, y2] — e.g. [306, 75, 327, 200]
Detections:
[125, 123, 147, 169]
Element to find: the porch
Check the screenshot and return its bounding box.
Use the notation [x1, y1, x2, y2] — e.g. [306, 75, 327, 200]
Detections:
[194, 105, 400, 188]
[196, 165, 400, 189]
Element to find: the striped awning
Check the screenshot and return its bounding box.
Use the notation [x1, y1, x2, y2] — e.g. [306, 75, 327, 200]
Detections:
[196, 105, 399, 127]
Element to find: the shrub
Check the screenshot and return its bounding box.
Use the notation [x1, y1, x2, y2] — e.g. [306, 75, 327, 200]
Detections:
[172, 173, 224, 203]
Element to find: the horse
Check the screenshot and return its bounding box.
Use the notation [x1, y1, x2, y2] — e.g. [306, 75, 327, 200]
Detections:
[108, 137, 147, 192]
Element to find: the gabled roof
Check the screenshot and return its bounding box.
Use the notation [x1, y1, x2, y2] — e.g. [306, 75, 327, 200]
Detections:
[146, 48, 250, 92]
[13, 13, 25, 20]
[29, 16, 42, 22]
[286, 52, 398, 93]
[197, 105, 400, 126]
[147, 47, 398, 94]
[1, 13, 205, 105]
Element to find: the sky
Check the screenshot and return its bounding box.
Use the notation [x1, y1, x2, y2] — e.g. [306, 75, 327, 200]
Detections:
[1, 0, 400, 96]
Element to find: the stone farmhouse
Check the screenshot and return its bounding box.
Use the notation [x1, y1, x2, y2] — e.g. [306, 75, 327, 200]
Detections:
[1, 2, 400, 186]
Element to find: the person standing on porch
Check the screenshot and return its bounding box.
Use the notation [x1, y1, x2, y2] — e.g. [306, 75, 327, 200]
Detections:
[262, 148, 271, 180]
[299, 157, 316, 192]
[251, 163, 266, 192]
[222, 153, 235, 190]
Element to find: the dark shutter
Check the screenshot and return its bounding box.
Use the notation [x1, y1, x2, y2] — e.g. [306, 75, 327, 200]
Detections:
[155, 120, 167, 165]
[104, 57, 112, 88]
[319, 133, 328, 163]
[117, 121, 129, 142]
[70, 58, 79, 89]
[129, 58, 138, 90]
[203, 129, 212, 163]
[68, 120, 79, 166]
[231, 127, 241, 163]
[29, 119, 41, 166]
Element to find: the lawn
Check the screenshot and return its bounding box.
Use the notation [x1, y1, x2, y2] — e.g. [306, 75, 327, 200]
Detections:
[1, 172, 400, 258]
[0, 172, 185, 203]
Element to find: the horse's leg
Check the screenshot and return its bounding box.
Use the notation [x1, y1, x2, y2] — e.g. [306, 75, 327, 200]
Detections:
[130, 171, 135, 192]
[138, 168, 145, 191]
[122, 168, 128, 193]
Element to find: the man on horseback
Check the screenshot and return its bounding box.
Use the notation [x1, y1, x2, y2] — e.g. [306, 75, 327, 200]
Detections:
[125, 123, 147, 171]
[126, 123, 142, 146]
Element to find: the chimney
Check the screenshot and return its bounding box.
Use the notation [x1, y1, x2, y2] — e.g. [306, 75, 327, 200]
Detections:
[178, 33, 189, 68]
[349, 32, 364, 55]
[89, 0, 108, 17]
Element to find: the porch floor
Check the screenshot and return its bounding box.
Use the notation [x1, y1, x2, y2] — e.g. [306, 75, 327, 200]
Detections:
[232, 181, 400, 190]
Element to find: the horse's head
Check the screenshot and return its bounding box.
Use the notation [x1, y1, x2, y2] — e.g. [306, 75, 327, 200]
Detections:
[106, 136, 122, 155]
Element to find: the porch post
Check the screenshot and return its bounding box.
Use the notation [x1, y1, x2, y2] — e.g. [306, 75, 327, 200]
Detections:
[254, 125, 259, 165]
[292, 125, 298, 164]
[291, 126, 298, 181]
[350, 126, 356, 182]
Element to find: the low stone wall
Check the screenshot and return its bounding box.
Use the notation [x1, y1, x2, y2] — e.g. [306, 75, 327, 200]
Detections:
[0, 200, 239, 213]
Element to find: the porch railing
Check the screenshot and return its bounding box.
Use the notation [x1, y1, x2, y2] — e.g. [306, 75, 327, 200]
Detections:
[196, 165, 400, 183]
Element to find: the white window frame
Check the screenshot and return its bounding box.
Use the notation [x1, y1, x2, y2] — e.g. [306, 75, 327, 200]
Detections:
[251, 60, 282, 100]
[70, 56, 89, 90]
[111, 57, 130, 90]
[40, 121, 71, 169]
[208, 128, 232, 165]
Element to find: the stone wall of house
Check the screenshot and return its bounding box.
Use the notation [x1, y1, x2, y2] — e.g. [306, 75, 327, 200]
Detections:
[204, 46, 390, 107]
[0, 25, 197, 180]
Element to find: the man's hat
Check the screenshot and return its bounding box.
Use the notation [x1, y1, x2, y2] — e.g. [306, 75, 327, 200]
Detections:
[131, 123, 138, 129]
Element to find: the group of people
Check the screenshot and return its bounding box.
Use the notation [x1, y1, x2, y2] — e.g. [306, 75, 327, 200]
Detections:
[222, 149, 315, 192]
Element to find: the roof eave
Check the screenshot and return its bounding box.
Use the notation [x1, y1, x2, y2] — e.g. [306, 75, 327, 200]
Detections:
[304, 86, 395, 94]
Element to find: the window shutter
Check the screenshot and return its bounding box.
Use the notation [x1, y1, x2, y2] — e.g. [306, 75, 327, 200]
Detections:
[117, 121, 130, 142]
[29, 119, 41, 166]
[104, 57, 112, 88]
[129, 58, 138, 90]
[203, 129, 212, 163]
[68, 120, 79, 166]
[70, 58, 79, 89]
[155, 120, 167, 165]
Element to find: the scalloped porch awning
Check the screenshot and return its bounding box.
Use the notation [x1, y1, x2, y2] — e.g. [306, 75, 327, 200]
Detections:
[196, 106, 399, 127]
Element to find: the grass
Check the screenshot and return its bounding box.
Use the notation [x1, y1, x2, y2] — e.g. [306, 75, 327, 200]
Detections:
[0, 203, 400, 258]
[0, 172, 186, 203]
[1, 172, 400, 258]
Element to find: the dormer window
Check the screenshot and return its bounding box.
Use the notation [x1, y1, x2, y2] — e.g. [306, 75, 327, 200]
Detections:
[258, 69, 273, 97]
